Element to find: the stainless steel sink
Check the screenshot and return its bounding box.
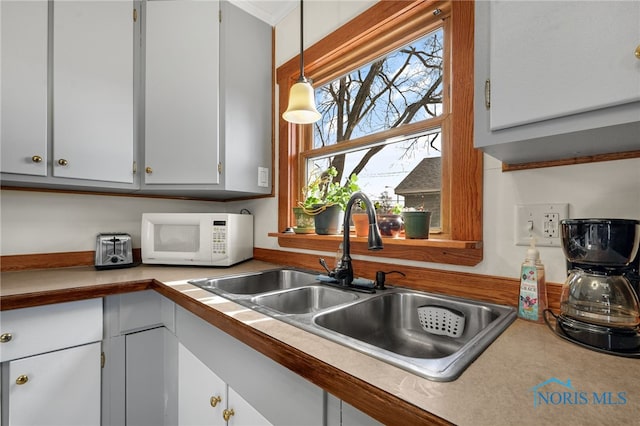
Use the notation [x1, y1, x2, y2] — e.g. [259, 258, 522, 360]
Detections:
[251, 286, 358, 315]
[189, 268, 516, 381]
[313, 292, 497, 359]
[190, 269, 317, 295]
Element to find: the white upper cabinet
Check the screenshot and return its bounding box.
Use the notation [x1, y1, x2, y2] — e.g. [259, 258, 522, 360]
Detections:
[144, 0, 220, 185]
[475, 0, 640, 165]
[489, 1, 640, 130]
[53, 0, 134, 183]
[142, 0, 272, 198]
[2, 0, 271, 196]
[0, 0, 135, 187]
[219, 1, 272, 196]
[1, 1, 48, 176]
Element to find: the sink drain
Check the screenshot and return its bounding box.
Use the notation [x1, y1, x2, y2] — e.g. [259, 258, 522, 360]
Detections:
[417, 305, 466, 338]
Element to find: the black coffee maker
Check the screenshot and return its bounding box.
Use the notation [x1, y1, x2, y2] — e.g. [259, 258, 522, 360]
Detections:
[550, 219, 640, 356]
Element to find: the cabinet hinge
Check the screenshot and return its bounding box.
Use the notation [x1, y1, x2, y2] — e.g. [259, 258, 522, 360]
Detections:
[218, 162, 223, 174]
[484, 79, 491, 109]
[219, 9, 222, 23]
[101, 351, 105, 368]
[133, 8, 138, 23]
[132, 161, 137, 174]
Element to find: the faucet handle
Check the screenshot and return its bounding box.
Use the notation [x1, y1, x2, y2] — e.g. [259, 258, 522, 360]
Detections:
[319, 258, 332, 275]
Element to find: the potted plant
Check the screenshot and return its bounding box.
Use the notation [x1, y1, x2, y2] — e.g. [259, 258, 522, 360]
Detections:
[299, 166, 360, 235]
[351, 201, 370, 238]
[374, 191, 404, 238]
[402, 207, 432, 239]
[292, 206, 315, 234]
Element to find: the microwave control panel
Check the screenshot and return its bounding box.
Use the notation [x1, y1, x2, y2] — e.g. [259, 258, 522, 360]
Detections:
[212, 221, 227, 255]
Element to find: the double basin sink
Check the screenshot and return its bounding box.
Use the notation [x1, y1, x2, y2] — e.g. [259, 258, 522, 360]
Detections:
[189, 268, 516, 381]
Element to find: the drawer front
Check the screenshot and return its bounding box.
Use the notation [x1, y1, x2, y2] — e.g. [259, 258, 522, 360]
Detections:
[0, 298, 102, 362]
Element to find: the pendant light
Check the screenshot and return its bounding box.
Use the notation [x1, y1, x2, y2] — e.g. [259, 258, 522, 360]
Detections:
[283, 0, 321, 124]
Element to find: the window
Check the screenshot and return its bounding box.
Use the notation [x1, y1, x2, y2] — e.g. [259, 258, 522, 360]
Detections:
[274, 0, 482, 266]
[307, 26, 445, 226]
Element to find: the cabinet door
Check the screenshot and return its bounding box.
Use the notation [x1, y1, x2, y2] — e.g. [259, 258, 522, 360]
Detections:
[219, 1, 272, 194]
[126, 327, 177, 426]
[7, 342, 101, 426]
[226, 386, 272, 426]
[474, 1, 640, 164]
[178, 342, 226, 426]
[177, 306, 325, 425]
[326, 394, 383, 426]
[489, 1, 640, 130]
[144, 0, 220, 185]
[0, 0, 48, 176]
[52, 0, 134, 183]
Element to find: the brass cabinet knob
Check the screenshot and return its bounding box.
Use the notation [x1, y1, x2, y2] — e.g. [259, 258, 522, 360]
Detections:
[0, 333, 12, 343]
[57, 158, 69, 166]
[222, 408, 235, 421]
[210, 395, 222, 407]
[635, 44, 640, 60]
[145, 166, 153, 174]
[31, 155, 43, 163]
[16, 375, 29, 385]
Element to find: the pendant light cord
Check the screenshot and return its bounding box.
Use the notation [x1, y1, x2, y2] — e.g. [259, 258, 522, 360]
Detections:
[299, 0, 305, 82]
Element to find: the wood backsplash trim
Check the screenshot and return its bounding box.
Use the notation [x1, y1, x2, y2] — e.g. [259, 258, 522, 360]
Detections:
[1, 249, 142, 272]
[254, 247, 564, 312]
[502, 149, 640, 172]
[2, 247, 563, 311]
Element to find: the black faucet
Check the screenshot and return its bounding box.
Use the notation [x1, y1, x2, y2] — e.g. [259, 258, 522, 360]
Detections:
[321, 191, 383, 287]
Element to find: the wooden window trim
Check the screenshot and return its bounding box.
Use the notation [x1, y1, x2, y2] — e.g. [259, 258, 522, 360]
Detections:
[272, 0, 482, 267]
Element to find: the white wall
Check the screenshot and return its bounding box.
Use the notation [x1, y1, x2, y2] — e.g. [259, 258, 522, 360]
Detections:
[0, 190, 231, 255]
[2, 1, 639, 287]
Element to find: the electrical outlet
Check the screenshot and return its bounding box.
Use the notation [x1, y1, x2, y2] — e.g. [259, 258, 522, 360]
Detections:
[515, 204, 569, 247]
[543, 213, 560, 238]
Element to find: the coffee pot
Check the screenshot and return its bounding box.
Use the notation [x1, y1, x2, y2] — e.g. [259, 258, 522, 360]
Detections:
[550, 219, 640, 356]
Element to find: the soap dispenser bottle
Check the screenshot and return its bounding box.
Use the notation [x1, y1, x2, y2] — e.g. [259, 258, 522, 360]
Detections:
[518, 238, 547, 323]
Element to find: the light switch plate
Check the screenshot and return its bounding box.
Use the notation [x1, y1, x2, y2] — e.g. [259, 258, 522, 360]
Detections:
[258, 167, 269, 188]
[515, 203, 569, 247]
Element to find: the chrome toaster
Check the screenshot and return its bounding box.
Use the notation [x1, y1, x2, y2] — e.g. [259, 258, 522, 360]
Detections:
[95, 233, 134, 270]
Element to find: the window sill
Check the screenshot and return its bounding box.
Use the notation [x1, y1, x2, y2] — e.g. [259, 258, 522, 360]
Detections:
[268, 233, 483, 267]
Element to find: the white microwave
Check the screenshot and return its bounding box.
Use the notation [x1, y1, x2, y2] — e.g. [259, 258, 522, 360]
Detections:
[141, 213, 253, 267]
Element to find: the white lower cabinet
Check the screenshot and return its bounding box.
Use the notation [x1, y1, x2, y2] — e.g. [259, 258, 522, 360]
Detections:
[101, 292, 380, 425]
[102, 291, 178, 426]
[176, 306, 325, 426]
[5, 342, 101, 426]
[326, 394, 383, 426]
[179, 343, 270, 426]
[126, 327, 178, 426]
[0, 299, 103, 426]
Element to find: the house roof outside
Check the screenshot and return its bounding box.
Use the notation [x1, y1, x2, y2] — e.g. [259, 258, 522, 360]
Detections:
[394, 157, 441, 195]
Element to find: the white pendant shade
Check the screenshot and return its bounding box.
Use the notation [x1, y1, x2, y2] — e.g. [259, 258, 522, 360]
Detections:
[283, 81, 321, 124]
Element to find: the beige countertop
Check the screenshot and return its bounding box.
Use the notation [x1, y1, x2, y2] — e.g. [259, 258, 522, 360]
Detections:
[2, 261, 639, 425]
